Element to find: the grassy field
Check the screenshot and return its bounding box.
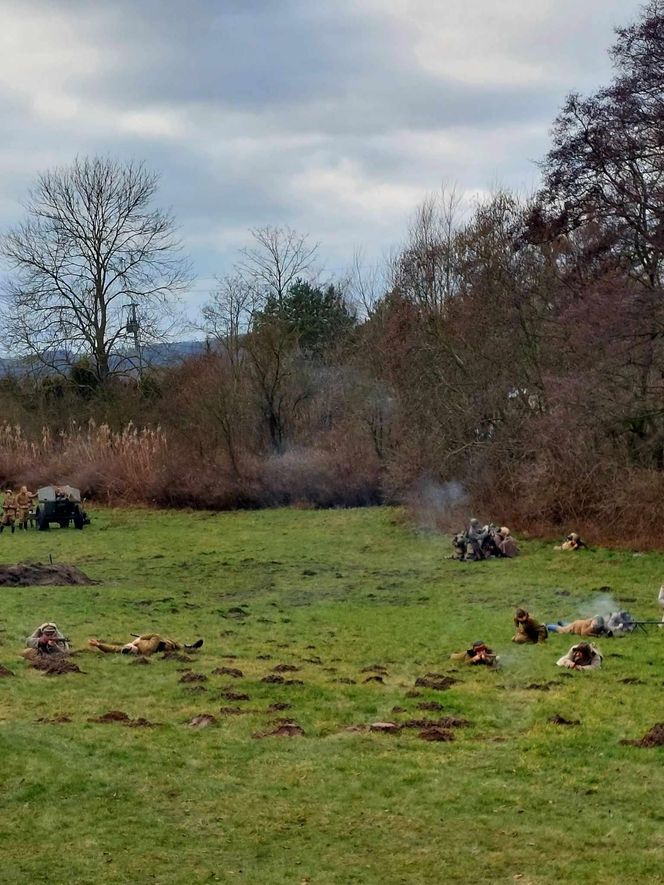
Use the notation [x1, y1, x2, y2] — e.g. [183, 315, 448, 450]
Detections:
[0, 507, 662, 884]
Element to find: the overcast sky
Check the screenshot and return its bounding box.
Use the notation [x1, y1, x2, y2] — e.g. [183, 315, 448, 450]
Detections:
[0, 0, 640, 313]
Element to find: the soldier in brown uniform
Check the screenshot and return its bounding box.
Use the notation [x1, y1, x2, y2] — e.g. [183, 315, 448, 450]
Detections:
[512, 608, 548, 643]
[88, 633, 203, 656]
[15, 485, 36, 530]
[0, 489, 17, 533]
[450, 640, 499, 666]
[23, 623, 71, 661]
[547, 616, 609, 636]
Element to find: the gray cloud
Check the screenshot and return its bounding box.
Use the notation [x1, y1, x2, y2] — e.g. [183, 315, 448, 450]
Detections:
[0, 0, 642, 312]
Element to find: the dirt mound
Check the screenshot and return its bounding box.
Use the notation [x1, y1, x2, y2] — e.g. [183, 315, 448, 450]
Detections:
[268, 702, 292, 712]
[417, 701, 444, 711]
[402, 717, 470, 729]
[621, 723, 664, 747]
[188, 714, 217, 728]
[211, 666, 244, 678]
[262, 674, 284, 684]
[179, 672, 208, 683]
[88, 710, 155, 727]
[254, 720, 304, 738]
[31, 656, 82, 676]
[272, 663, 300, 673]
[363, 675, 385, 684]
[419, 727, 455, 742]
[222, 689, 249, 701]
[0, 665, 15, 677]
[392, 706, 406, 713]
[90, 710, 130, 723]
[361, 665, 388, 673]
[161, 652, 193, 662]
[0, 562, 95, 587]
[415, 675, 458, 691]
[549, 714, 580, 726]
[369, 721, 400, 733]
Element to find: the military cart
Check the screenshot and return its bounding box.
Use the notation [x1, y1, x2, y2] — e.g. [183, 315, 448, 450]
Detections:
[35, 486, 90, 531]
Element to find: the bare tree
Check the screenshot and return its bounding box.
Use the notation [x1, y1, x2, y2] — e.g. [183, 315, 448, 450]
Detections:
[394, 184, 463, 313]
[238, 225, 319, 307]
[1, 156, 191, 383]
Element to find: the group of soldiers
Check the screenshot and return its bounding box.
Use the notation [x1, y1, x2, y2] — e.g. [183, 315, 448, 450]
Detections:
[452, 519, 590, 562]
[452, 519, 520, 561]
[23, 623, 204, 660]
[1, 486, 36, 533]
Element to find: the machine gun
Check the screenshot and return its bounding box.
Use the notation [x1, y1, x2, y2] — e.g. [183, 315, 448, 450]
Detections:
[631, 620, 664, 633]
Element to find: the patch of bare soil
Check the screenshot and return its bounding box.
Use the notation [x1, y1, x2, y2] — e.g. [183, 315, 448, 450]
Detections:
[37, 713, 71, 724]
[188, 714, 217, 728]
[0, 665, 15, 677]
[415, 675, 458, 691]
[262, 674, 284, 684]
[361, 665, 388, 673]
[621, 723, 664, 747]
[254, 720, 304, 738]
[549, 714, 580, 726]
[304, 657, 322, 665]
[31, 656, 82, 676]
[363, 675, 385, 684]
[419, 727, 455, 742]
[179, 672, 208, 683]
[0, 562, 95, 586]
[211, 667, 244, 678]
[268, 702, 293, 712]
[222, 689, 250, 701]
[256, 654, 272, 660]
[417, 701, 444, 711]
[161, 652, 193, 662]
[272, 664, 300, 673]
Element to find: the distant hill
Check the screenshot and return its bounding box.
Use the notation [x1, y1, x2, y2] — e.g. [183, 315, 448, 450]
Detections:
[0, 340, 209, 377]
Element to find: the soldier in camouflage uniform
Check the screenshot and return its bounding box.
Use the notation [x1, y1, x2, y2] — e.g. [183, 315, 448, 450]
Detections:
[88, 633, 203, 656]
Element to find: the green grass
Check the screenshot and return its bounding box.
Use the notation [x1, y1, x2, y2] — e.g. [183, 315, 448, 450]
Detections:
[0, 507, 662, 884]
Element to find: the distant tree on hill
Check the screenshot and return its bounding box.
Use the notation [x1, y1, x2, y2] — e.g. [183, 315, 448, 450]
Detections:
[1, 156, 191, 384]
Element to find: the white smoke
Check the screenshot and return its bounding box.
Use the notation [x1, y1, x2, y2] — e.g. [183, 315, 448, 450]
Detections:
[408, 478, 468, 533]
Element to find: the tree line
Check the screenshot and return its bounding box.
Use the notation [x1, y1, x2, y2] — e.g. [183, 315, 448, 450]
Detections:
[0, 1, 662, 543]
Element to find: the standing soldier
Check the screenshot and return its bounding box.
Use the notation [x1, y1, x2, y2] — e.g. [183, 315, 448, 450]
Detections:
[0, 488, 17, 533]
[15, 485, 36, 531]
